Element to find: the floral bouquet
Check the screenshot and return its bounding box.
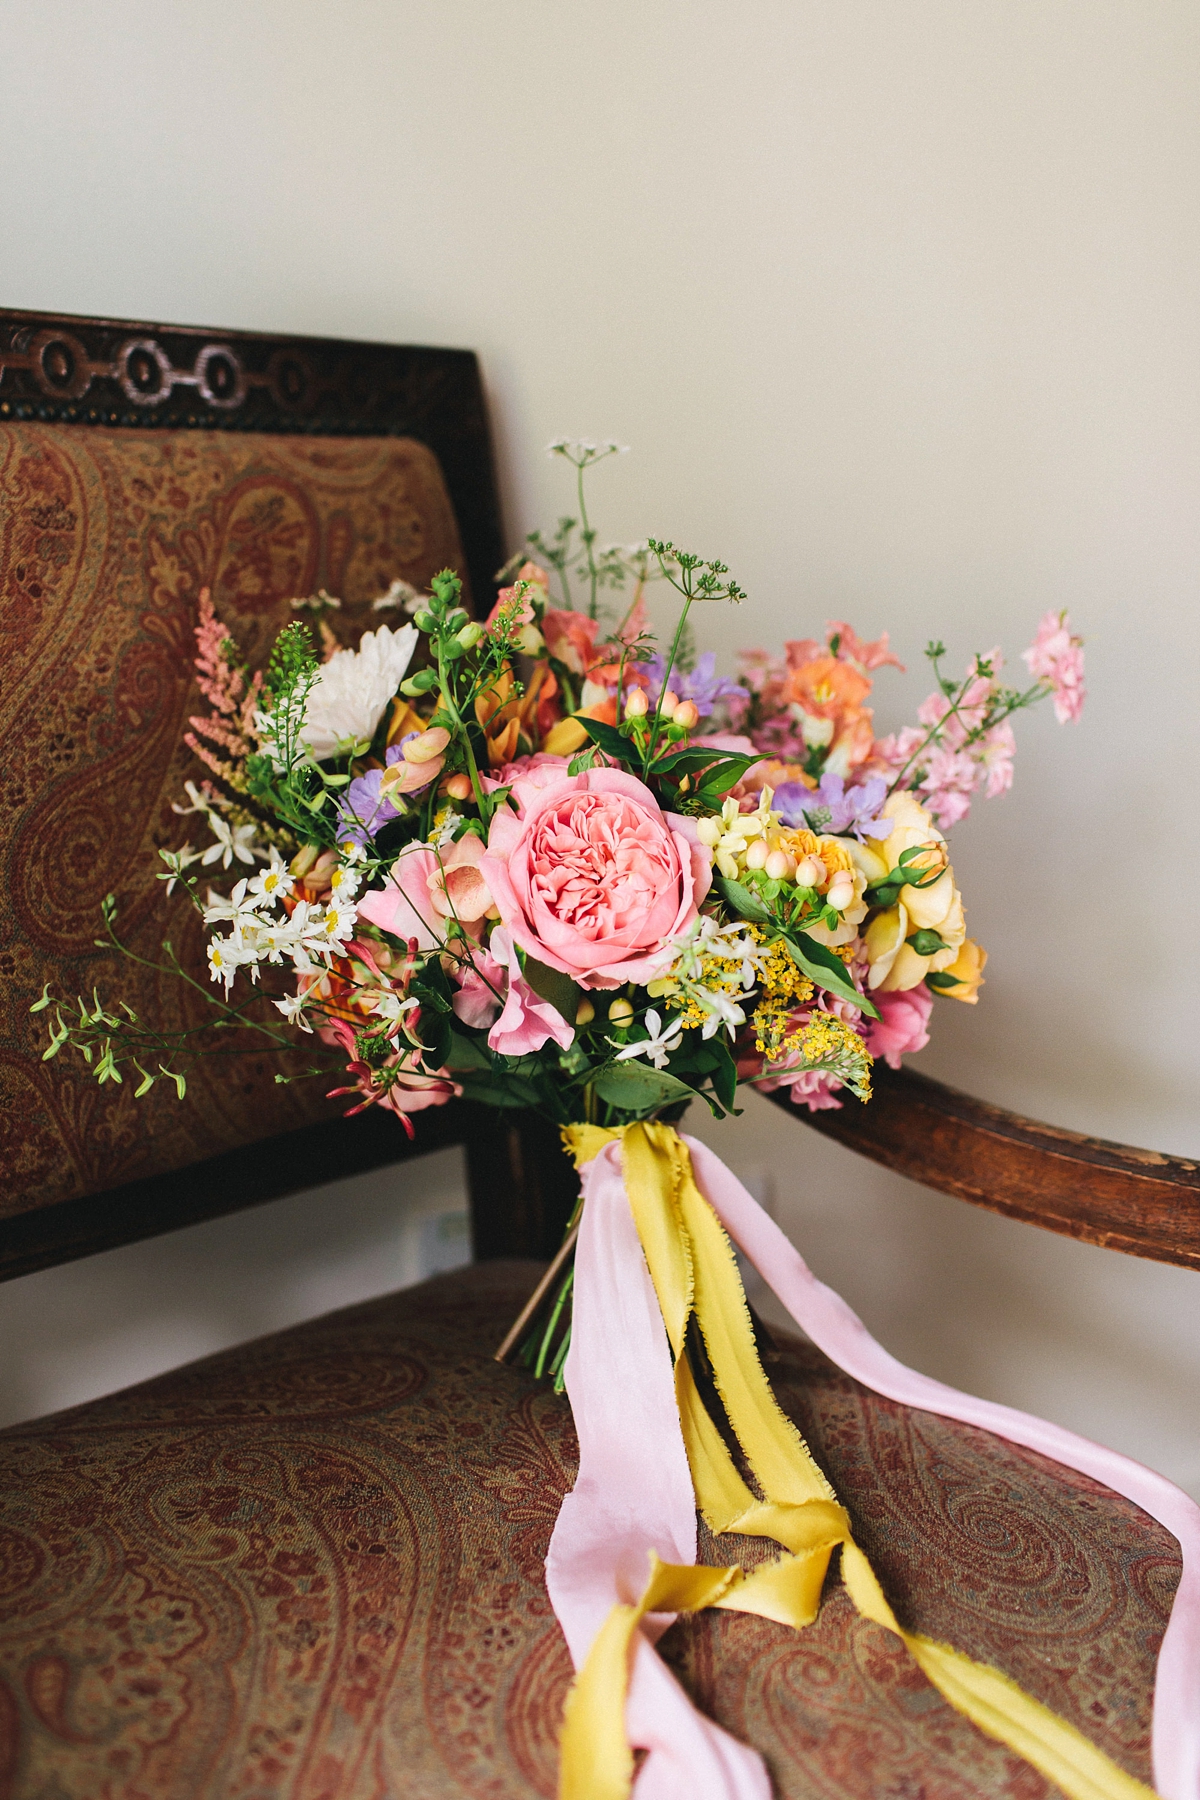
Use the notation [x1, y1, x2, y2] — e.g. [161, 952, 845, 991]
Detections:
[39, 444, 1182, 1800]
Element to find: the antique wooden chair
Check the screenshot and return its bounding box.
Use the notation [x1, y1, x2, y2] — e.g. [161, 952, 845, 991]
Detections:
[0, 307, 1195, 1798]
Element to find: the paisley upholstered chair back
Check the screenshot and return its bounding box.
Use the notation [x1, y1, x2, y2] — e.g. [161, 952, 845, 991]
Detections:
[0, 314, 503, 1235]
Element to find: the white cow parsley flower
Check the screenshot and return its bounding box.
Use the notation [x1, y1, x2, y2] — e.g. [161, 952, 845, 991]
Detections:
[371, 578, 424, 614]
[299, 624, 419, 759]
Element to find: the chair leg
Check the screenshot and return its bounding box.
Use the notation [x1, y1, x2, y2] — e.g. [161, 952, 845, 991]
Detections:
[464, 1105, 581, 1261]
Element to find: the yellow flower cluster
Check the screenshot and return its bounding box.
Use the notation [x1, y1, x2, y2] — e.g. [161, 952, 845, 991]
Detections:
[660, 941, 757, 1032]
[749, 936, 815, 1056]
[795, 1012, 873, 1101]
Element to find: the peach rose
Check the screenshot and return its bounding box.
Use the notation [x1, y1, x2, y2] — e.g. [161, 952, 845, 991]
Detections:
[480, 767, 712, 990]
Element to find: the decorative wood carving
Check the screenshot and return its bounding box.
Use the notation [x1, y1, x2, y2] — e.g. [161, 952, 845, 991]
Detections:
[772, 1065, 1200, 1271]
[0, 308, 505, 609]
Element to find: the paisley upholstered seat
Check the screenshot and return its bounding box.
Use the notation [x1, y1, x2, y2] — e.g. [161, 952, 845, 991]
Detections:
[0, 1261, 1175, 1798]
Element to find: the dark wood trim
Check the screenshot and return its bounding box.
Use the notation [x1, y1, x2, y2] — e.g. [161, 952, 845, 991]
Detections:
[0, 1103, 487, 1286]
[0, 307, 506, 611]
[6, 1067, 1199, 1282]
[775, 1064, 1200, 1271]
[0, 1098, 588, 1285]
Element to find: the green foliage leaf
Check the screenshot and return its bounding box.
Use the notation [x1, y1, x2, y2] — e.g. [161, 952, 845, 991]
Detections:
[783, 931, 879, 1020]
[458, 1073, 541, 1109]
[924, 969, 964, 992]
[593, 1060, 696, 1114]
[713, 875, 772, 925]
[580, 718, 633, 762]
[652, 748, 757, 780]
[445, 1031, 493, 1071]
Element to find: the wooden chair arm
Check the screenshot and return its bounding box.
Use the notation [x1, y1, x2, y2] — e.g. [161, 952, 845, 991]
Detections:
[769, 1064, 1200, 1271]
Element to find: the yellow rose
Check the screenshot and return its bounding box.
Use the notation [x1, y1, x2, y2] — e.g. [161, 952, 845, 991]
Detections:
[862, 904, 909, 987]
[861, 792, 966, 992]
[933, 937, 987, 1003]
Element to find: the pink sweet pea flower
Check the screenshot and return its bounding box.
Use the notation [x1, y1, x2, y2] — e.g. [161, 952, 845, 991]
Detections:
[430, 833, 497, 925]
[357, 835, 498, 949]
[480, 766, 712, 991]
[452, 927, 574, 1056]
[357, 844, 444, 949]
[1022, 610, 1086, 724]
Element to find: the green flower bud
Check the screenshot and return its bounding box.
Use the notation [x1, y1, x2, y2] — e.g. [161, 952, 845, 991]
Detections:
[906, 928, 949, 957]
[455, 621, 486, 650]
[413, 609, 438, 633]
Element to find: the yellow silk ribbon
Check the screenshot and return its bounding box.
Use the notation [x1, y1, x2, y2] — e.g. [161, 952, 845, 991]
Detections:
[558, 1121, 1157, 1800]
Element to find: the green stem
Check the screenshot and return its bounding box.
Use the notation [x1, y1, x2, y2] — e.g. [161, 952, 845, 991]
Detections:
[642, 596, 694, 774]
[533, 1265, 575, 1379]
[434, 634, 490, 822]
[578, 462, 599, 620]
[550, 1320, 573, 1391]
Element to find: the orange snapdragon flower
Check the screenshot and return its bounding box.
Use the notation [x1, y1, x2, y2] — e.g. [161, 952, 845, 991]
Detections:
[784, 654, 875, 774]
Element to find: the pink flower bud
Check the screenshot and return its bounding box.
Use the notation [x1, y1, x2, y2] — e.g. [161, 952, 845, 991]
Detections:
[442, 772, 473, 800]
[673, 699, 700, 730]
[794, 855, 824, 887]
[827, 875, 855, 910]
[745, 838, 769, 870]
[659, 690, 680, 719]
[624, 689, 649, 720]
[765, 848, 795, 881]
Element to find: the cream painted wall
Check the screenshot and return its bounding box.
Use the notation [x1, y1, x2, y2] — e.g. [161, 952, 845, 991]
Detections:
[1, 3, 1198, 1489]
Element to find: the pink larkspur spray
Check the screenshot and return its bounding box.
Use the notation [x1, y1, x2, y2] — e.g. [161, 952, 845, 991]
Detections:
[1022, 610, 1086, 723]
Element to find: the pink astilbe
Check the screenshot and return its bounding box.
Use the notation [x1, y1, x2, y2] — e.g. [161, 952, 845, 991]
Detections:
[183, 587, 264, 788]
[1022, 610, 1086, 723]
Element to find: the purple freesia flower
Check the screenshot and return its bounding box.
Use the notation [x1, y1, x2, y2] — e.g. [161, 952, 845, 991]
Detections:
[774, 772, 893, 841]
[335, 743, 406, 845]
[645, 650, 747, 720]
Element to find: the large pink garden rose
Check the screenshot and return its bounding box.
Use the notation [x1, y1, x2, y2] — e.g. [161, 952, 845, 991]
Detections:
[480, 767, 712, 990]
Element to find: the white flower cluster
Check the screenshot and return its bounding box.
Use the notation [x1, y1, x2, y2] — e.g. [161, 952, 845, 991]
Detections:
[169, 782, 267, 876]
[203, 852, 361, 998]
[648, 915, 769, 1040]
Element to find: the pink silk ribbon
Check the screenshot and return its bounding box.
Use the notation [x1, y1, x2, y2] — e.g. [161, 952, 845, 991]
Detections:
[546, 1133, 1200, 1800]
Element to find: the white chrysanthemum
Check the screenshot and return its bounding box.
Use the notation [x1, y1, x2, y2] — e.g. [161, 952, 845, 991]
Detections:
[300, 624, 419, 760]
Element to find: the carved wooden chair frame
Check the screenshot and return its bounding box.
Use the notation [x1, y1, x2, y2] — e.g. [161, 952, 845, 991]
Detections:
[2, 307, 1196, 1296]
